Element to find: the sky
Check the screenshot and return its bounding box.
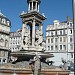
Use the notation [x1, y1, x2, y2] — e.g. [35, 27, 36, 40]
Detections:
[0, 0, 73, 37]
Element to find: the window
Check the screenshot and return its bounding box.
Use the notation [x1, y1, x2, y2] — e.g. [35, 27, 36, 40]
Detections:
[63, 30, 65, 35]
[2, 19, 6, 24]
[60, 45, 62, 50]
[48, 46, 50, 50]
[49, 32, 50, 36]
[13, 48, 14, 50]
[55, 45, 58, 50]
[48, 39, 50, 43]
[70, 37, 73, 42]
[55, 31, 57, 35]
[55, 38, 58, 43]
[71, 53, 73, 58]
[70, 44, 73, 50]
[51, 46, 53, 50]
[5, 52, 8, 57]
[63, 45, 66, 50]
[70, 23, 72, 27]
[60, 37, 62, 42]
[60, 30, 62, 35]
[70, 30, 72, 34]
[51, 31, 53, 36]
[3, 59, 6, 62]
[7, 21, 10, 26]
[0, 38, 4, 42]
[5, 40, 8, 47]
[0, 38, 4, 47]
[51, 38, 53, 43]
[46, 32, 49, 36]
[67, 22, 69, 25]
[1, 51, 4, 57]
[63, 37, 66, 42]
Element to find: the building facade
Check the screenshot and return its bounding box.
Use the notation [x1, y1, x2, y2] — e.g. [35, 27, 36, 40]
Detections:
[9, 29, 22, 52]
[0, 11, 11, 64]
[46, 17, 74, 71]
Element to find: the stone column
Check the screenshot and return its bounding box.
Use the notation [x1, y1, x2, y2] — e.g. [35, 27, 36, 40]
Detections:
[32, 1, 33, 10]
[21, 23, 27, 46]
[32, 19, 35, 46]
[28, 3, 30, 11]
[38, 24, 43, 45]
[39, 24, 43, 35]
[38, 4, 39, 12]
[35, 1, 37, 11]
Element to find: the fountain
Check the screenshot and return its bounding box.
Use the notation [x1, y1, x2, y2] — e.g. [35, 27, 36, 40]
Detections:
[0, 0, 70, 75]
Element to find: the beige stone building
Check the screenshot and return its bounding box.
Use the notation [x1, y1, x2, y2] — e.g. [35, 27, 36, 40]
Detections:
[0, 11, 11, 64]
[46, 17, 74, 71]
[9, 29, 22, 52]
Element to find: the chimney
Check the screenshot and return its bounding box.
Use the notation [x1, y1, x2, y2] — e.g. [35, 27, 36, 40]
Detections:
[67, 16, 70, 22]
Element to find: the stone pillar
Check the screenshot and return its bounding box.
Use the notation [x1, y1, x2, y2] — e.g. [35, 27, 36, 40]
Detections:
[38, 4, 39, 12]
[32, 19, 35, 46]
[28, 3, 30, 11]
[22, 23, 27, 46]
[32, 1, 33, 10]
[39, 24, 43, 35]
[35, 2, 37, 11]
[38, 24, 43, 45]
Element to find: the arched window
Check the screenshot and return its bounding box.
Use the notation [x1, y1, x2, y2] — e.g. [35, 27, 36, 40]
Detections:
[0, 38, 4, 42]
[7, 21, 10, 26]
[5, 39, 8, 47]
[0, 38, 4, 46]
[2, 18, 6, 24]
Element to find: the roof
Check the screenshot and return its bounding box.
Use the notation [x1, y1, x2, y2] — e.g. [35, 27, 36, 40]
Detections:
[0, 11, 5, 17]
[0, 11, 10, 21]
[10, 29, 22, 37]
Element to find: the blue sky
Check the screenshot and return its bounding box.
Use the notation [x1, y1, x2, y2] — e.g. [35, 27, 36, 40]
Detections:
[0, 0, 73, 36]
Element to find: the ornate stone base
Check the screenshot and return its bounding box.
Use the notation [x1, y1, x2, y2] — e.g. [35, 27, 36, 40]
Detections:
[0, 62, 70, 75]
[0, 68, 70, 75]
